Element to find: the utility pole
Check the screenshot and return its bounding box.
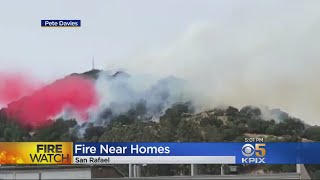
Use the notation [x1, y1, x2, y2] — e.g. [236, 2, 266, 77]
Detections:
[191, 164, 197, 176]
[221, 165, 225, 175]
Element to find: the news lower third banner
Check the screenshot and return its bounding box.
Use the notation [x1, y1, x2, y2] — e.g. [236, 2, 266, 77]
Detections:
[0, 142, 72, 164]
[1, 142, 320, 165]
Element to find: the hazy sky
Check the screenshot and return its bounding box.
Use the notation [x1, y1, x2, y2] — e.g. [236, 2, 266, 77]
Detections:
[0, 0, 319, 79]
[0, 0, 235, 80]
[2, 0, 320, 124]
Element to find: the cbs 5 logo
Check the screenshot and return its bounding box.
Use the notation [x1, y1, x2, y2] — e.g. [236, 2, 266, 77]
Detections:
[241, 143, 266, 157]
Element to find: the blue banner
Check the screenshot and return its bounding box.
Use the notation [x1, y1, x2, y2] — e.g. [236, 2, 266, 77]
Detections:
[41, 20, 81, 27]
[73, 142, 320, 164]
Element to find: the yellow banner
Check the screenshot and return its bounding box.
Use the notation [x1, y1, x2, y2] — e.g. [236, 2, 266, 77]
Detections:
[0, 142, 72, 164]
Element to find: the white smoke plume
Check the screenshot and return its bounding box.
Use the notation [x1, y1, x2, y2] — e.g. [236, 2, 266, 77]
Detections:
[90, 71, 189, 126]
[108, 1, 320, 125]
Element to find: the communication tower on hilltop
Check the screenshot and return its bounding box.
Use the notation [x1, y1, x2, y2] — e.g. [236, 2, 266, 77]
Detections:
[92, 56, 95, 70]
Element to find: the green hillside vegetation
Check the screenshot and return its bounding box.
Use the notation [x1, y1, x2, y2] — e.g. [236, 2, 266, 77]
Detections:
[1, 102, 319, 176]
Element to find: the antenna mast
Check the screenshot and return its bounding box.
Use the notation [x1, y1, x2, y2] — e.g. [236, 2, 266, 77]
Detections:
[92, 56, 95, 70]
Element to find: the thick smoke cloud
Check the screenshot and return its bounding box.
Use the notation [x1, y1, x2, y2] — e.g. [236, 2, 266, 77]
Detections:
[113, 1, 320, 125]
[2, 1, 320, 127]
[91, 71, 189, 125]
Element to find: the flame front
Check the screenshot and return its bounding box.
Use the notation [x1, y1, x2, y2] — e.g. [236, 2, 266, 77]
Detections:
[0, 151, 24, 164]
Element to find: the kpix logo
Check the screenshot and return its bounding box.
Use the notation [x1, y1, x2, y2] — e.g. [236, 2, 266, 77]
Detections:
[241, 143, 266, 164]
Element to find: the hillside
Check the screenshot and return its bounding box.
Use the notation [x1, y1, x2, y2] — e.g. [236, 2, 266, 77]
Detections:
[1, 70, 320, 176]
